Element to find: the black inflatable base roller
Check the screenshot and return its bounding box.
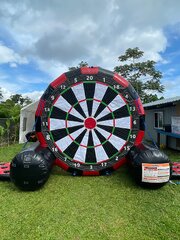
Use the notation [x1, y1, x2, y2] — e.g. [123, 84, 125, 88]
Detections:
[10, 142, 56, 191]
[127, 143, 171, 188]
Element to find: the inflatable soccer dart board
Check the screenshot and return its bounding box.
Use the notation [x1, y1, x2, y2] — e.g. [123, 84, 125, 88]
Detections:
[35, 67, 145, 175]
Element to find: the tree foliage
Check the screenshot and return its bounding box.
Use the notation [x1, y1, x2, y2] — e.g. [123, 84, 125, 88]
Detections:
[0, 93, 32, 144]
[10, 94, 32, 106]
[114, 47, 164, 103]
[0, 88, 3, 101]
[69, 61, 89, 71]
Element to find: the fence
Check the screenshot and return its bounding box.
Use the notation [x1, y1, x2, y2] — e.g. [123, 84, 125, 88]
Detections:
[0, 118, 20, 146]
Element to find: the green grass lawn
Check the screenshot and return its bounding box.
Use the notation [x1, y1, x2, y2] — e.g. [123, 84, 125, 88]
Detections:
[0, 144, 180, 240]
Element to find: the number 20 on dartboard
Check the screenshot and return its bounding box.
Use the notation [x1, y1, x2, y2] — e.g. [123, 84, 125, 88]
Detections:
[86, 75, 93, 80]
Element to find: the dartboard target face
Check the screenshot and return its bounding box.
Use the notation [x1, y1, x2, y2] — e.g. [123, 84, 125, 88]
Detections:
[35, 67, 145, 175]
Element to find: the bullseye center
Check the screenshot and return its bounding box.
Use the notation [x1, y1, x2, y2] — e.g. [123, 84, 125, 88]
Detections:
[84, 117, 96, 129]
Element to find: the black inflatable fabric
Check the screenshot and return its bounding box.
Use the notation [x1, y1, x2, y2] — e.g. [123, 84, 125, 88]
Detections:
[10, 142, 56, 190]
[127, 143, 171, 188]
[25, 131, 37, 142]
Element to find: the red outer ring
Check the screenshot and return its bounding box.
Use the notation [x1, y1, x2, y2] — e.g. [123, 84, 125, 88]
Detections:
[134, 98, 145, 115]
[83, 171, 100, 176]
[113, 73, 129, 88]
[54, 158, 69, 171]
[134, 130, 145, 146]
[36, 132, 47, 147]
[50, 73, 67, 89]
[35, 99, 45, 117]
[81, 67, 99, 74]
[112, 157, 127, 170]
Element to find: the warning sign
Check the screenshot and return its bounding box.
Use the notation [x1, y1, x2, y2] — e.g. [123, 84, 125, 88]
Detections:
[142, 163, 170, 183]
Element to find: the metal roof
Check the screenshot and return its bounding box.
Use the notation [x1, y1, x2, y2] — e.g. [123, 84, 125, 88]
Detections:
[143, 96, 180, 109]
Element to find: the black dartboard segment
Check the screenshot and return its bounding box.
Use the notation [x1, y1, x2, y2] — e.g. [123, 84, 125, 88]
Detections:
[36, 67, 145, 174]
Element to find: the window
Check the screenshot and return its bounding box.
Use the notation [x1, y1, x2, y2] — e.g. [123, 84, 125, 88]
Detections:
[23, 117, 27, 131]
[154, 112, 163, 129]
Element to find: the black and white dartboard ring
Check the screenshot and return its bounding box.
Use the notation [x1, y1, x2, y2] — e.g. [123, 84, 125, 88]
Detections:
[35, 67, 145, 175]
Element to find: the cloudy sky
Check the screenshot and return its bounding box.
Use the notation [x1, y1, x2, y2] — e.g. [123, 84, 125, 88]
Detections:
[0, 0, 180, 101]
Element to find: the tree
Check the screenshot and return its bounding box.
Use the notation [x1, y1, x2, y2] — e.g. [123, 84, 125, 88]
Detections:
[69, 61, 89, 71]
[0, 88, 3, 101]
[0, 125, 5, 146]
[11, 115, 20, 143]
[10, 94, 32, 106]
[0, 94, 31, 144]
[114, 47, 164, 103]
[0, 99, 16, 118]
[5, 118, 11, 146]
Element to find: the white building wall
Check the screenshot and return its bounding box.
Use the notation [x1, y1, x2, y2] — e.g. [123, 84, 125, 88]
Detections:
[19, 101, 39, 143]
